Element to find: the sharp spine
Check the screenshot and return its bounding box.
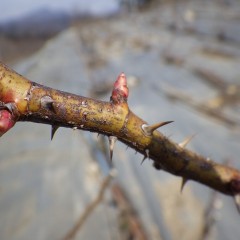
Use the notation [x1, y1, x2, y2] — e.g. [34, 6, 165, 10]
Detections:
[146, 149, 149, 158]
[179, 135, 195, 148]
[141, 149, 150, 165]
[141, 156, 147, 165]
[51, 125, 59, 140]
[108, 136, 117, 162]
[142, 121, 173, 136]
[234, 194, 240, 214]
[180, 177, 188, 193]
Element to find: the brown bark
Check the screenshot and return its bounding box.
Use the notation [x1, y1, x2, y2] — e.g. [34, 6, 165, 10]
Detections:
[0, 61, 240, 202]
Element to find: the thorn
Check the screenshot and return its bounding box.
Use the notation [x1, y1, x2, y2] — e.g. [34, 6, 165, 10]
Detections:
[142, 121, 173, 136]
[145, 149, 149, 158]
[234, 194, 240, 214]
[108, 136, 117, 162]
[179, 134, 196, 148]
[141, 149, 149, 165]
[141, 156, 147, 165]
[180, 177, 188, 193]
[51, 125, 59, 140]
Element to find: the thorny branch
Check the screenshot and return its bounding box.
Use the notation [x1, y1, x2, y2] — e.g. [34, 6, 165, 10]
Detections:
[0, 62, 240, 211]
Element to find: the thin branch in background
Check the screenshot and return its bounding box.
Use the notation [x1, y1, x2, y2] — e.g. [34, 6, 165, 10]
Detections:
[62, 170, 116, 240]
[160, 84, 239, 128]
[111, 184, 148, 240]
[201, 159, 232, 240]
[201, 191, 222, 240]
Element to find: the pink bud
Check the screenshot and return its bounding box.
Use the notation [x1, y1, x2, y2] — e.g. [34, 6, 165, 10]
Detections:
[0, 110, 16, 136]
[111, 73, 129, 104]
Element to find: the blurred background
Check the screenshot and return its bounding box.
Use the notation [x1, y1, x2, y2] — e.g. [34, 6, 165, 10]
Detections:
[0, 0, 240, 239]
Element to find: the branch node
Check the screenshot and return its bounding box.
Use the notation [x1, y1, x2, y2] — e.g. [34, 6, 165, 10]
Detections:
[41, 95, 55, 112]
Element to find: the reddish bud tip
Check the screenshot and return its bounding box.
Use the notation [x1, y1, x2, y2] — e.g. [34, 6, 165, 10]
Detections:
[0, 110, 16, 136]
[111, 73, 129, 104]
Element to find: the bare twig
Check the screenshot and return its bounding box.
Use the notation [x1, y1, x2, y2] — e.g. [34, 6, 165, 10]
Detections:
[62, 171, 115, 240]
[111, 184, 148, 240]
[201, 191, 222, 240]
[161, 85, 239, 128]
